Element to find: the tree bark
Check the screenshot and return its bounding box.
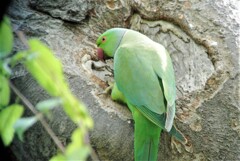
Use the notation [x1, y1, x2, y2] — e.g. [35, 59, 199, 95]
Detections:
[8, 0, 239, 160]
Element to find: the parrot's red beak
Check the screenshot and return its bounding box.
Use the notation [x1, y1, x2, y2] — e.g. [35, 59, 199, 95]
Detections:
[97, 48, 105, 61]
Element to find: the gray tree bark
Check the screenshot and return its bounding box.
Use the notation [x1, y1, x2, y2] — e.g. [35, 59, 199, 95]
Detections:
[8, 0, 239, 160]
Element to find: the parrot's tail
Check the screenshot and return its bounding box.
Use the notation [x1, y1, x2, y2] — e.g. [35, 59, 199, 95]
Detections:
[131, 106, 162, 161]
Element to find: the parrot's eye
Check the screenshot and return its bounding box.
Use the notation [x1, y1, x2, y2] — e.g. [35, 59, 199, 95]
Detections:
[102, 36, 106, 42]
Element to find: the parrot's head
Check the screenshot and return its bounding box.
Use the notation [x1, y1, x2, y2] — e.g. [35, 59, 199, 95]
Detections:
[96, 28, 127, 61]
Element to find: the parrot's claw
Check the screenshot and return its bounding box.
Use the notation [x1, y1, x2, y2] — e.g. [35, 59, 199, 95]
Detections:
[97, 82, 114, 95]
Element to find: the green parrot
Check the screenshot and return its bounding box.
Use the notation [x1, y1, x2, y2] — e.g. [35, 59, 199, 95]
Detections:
[96, 28, 186, 161]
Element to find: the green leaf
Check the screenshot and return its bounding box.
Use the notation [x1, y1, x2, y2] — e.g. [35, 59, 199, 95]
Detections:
[24, 39, 67, 96]
[0, 16, 13, 58]
[14, 116, 38, 141]
[50, 153, 66, 161]
[10, 51, 28, 67]
[51, 128, 91, 161]
[65, 128, 91, 161]
[0, 74, 10, 108]
[2, 59, 12, 75]
[36, 98, 62, 114]
[61, 92, 93, 129]
[56, 91, 94, 141]
[0, 104, 24, 146]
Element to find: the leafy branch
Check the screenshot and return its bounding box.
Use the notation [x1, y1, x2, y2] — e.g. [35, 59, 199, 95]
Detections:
[0, 16, 98, 161]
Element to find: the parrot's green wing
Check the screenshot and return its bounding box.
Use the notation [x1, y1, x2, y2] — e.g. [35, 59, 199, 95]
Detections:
[114, 45, 185, 142]
[152, 48, 176, 132]
[114, 46, 166, 115]
[114, 44, 172, 128]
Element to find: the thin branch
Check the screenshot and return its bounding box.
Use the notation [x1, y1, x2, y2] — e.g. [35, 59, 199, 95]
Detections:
[90, 147, 100, 161]
[16, 31, 29, 49]
[84, 133, 100, 161]
[9, 81, 66, 153]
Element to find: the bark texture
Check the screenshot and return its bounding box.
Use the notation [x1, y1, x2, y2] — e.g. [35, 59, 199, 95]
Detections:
[8, 0, 239, 160]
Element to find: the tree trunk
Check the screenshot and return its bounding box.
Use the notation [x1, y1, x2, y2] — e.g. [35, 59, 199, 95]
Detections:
[8, 0, 239, 160]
